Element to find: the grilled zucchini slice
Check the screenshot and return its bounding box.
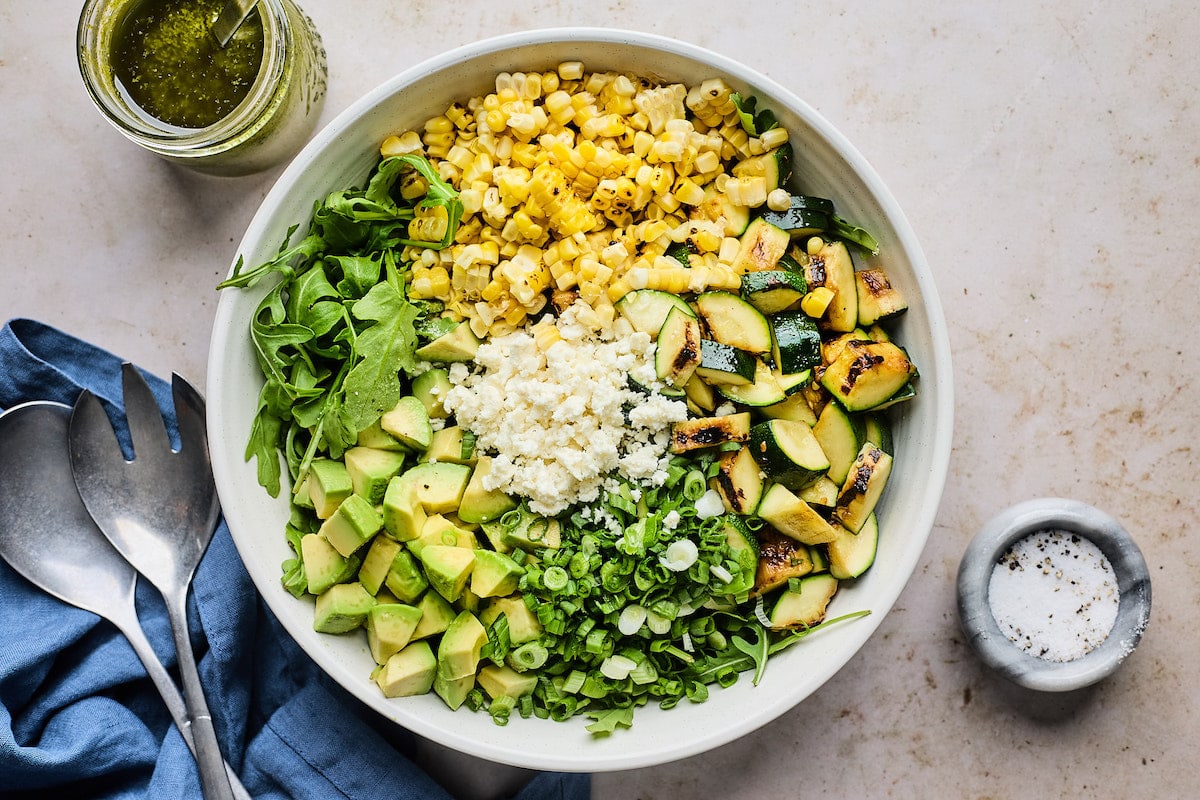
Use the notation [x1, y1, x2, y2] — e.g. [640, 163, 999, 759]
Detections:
[748, 419, 830, 490]
[669, 412, 752, 454]
[820, 339, 916, 412]
[832, 442, 893, 534]
[855, 267, 908, 326]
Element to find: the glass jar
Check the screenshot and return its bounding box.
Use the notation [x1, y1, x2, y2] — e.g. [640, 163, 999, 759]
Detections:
[77, 0, 327, 177]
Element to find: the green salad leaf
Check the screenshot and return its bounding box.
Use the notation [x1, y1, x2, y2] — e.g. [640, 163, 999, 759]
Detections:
[217, 155, 462, 496]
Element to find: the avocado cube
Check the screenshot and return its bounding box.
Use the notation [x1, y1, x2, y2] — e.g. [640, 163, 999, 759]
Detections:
[308, 459, 353, 519]
[358, 535, 402, 595]
[477, 664, 538, 700]
[418, 545, 475, 604]
[411, 590, 456, 641]
[414, 322, 481, 364]
[408, 514, 478, 558]
[345, 446, 407, 505]
[374, 641, 437, 698]
[301, 533, 351, 596]
[383, 548, 429, 603]
[479, 520, 514, 554]
[381, 395, 433, 451]
[432, 670, 475, 710]
[423, 426, 475, 466]
[313, 582, 376, 633]
[291, 474, 315, 509]
[367, 602, 424, 664]
[319, 493, 383, 557]
[356, 418, 405, 451]
[411, 367, 453, 419]
[469, 550, 524, 598]
[382, 474, 427, 541]
[404, 461, 472, 514]
[480, 594, 542, 645]
[457, 457, 517, 524]
[437, 610, 487, 680]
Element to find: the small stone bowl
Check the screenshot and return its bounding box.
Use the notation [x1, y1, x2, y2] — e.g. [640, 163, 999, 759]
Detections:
[956, 498, 1151, 692]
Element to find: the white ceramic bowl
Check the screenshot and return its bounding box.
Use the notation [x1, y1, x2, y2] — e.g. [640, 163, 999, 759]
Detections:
[208, 28, 954, 772]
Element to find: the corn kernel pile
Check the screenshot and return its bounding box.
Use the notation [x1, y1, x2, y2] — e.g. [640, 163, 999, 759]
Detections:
[382, 63, 792, 340]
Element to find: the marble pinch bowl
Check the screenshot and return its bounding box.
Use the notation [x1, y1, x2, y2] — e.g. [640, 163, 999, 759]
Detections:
[956, 497, 1151, 692]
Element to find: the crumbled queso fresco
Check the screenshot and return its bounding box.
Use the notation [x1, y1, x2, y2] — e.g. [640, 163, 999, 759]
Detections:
[442, 305, 689, 515]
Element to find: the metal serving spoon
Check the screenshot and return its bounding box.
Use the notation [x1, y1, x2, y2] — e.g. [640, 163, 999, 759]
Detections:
[209, 0, 259, 48]
[0, 401, 248, 800]
[68, 366, 233, 800]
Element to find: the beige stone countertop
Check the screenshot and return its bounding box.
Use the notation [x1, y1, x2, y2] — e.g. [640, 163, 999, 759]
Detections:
[3, 2, 1196, 798]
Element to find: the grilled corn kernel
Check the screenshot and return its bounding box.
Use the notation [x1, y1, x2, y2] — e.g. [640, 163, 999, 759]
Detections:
[801, 287, 836, 318]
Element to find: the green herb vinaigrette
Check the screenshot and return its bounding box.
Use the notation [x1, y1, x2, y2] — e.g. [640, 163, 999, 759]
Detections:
[112, 0, 264, 129]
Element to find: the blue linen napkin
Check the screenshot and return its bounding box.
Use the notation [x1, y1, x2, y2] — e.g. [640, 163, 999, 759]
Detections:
[0, 318, 591, 800]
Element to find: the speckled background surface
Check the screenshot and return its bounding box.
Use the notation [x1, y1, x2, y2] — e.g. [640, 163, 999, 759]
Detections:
[3, 2, 1196, 797]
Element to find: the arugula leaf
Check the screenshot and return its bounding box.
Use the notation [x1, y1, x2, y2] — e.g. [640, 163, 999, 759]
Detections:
[730, 92, 758, 135]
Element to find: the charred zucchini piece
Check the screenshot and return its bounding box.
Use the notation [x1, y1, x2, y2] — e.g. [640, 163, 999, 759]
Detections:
[854, 267, 908, 326]
[748, 419, 830, 490]
[695, 339, 756, 386]
[615, 288, 696, 337]
[712, 445, 765, 515]
[715, 358, 786, 407]
[669, 412, 752, 454]
[768, 573, 839, 629]
[833, 442, 894, 534]
[729, 218, 792, 274]
[732, 143, 793, 193]
[828, 513, 879, 580]
[654, 306, 702, 388]
[802, 239, 858, 333]
[756, 482, 840, 545]
[740, 269, 808, 314]
[760, 392, 818, 426]
[820, 339, 916, 412]
[683, 373, 717, 413]
[695, 290, 773, 355]
[798, 475, 840, 508]
[771, 310, 822, 375]
[721, 516, 760, 595]
[811, 402, 866, 486]
[752, 525, 814, 597]
[862, 412, 894, 456]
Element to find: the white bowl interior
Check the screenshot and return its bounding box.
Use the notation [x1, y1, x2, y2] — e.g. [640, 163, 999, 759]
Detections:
[208, 28, 954, 772]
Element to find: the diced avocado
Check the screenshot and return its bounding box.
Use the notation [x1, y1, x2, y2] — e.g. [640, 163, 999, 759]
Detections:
[432, 671, 475, 710]
[374, 641, 437, 698]
[382, 474, 427, 541]
[355, 419, 405, 451]
[380, 396, 433, 451]
[477, 664, 538, 700]
[424, 426, 476, 466]
[418, 545, 476, 603]
[478, 520, 514, 554]
[470, 550, 524, 598]
[366, 602, 424, 664]
[403, 461, 472, 514]
[383, 548, 429, 603]
[344, 446, 407, 505]
[313, 582, 376, 633]
[301, 533, 352, 596]
[415, 321, 481, 363]
[291, 474, 314, 509]
[408, 514, 479, 558]
[358, 534, 402, 595]
[437, 610, 488, 680]
[307, 458, 353, 519]
[411, 368, 453, 419]
[318, 493, 383, 557]
[479, 595, 543, 644]
[411, 590, 457, 640]
[457, 457, 516, 524]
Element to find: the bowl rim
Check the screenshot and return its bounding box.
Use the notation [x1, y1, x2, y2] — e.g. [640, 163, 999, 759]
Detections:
[956, 497, 1152, 692]
[209, 26, 956, 770]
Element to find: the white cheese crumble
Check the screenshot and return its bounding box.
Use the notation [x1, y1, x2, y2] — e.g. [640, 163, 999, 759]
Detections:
[442, 304, 688, 515]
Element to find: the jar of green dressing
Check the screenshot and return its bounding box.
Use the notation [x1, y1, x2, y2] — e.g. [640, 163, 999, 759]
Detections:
[78, 0, 327, 176]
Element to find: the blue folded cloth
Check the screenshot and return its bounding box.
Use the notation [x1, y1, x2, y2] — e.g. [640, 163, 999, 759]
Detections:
[0, 319, 591, 800]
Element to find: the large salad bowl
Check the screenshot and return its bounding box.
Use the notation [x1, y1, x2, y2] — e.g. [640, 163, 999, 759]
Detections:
[208, 28, 953, 771]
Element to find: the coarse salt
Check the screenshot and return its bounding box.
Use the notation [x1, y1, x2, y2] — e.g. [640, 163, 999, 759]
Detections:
[987, 529, 1119, 662]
